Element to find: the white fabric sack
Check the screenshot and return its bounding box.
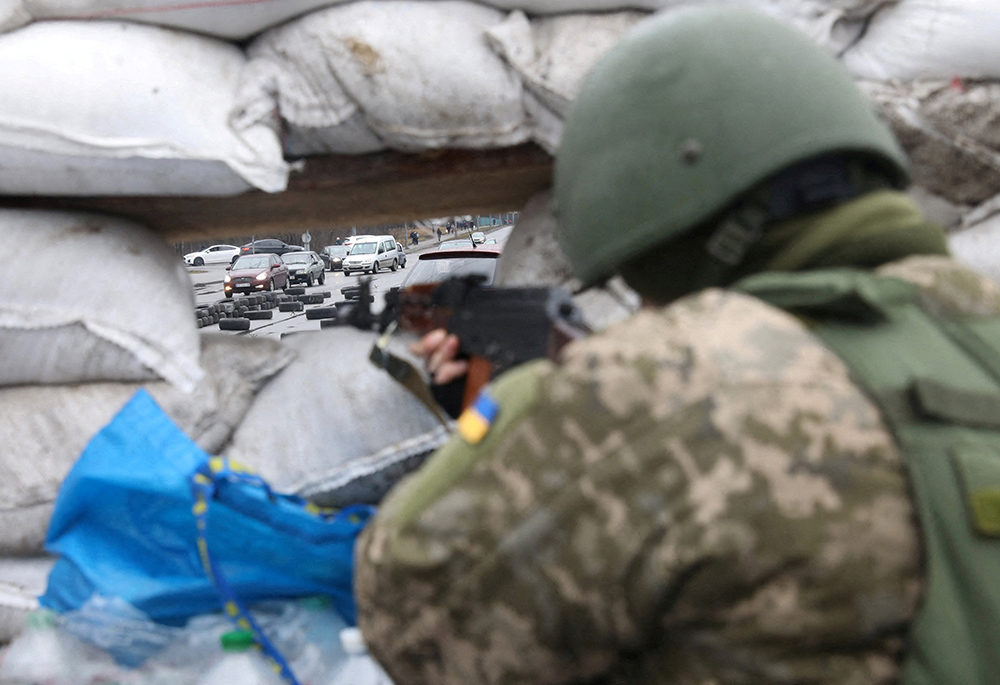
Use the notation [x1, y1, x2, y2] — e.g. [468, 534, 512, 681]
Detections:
[0, 21, 287, 195]
[0, 0, 666, 38]
[0, 210, 203, 389]
[841, 0, 1000, 80]
[225, 328, 451, 508]
[485, 10, 647, 153]
[0, 335, 294, 556]
[240, 1, 528, 154]
[0, 0, 350, 40]
[860, 80, 1000, 207]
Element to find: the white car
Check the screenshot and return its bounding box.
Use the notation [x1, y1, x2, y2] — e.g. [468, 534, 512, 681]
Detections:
[184, 244, 240, 266]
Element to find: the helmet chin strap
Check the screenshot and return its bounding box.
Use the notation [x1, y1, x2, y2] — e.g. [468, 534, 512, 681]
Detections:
[694, 155, 894, 290]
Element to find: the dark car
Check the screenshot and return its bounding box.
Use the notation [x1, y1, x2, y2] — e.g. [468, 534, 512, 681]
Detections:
[224, 253, 290, 297]
[398, 245, 503, 289]
[320, 245, 350, 271]
[283, 250, 326, 286]
[237, 239, 303, 259]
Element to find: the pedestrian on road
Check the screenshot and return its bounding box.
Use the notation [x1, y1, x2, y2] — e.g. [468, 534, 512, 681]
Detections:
[356, 7, 997, 685]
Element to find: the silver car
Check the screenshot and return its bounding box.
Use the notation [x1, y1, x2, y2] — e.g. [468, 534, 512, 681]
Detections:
[282, 250, 326, 286]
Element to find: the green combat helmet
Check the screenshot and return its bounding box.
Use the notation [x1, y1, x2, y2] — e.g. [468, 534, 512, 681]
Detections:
[554, 6, 910, 292]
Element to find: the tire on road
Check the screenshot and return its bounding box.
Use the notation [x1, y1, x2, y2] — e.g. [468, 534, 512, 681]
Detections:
[305, 306, 338, 320]
[245, 310, 273, 320]
[220, 318, 251, 331]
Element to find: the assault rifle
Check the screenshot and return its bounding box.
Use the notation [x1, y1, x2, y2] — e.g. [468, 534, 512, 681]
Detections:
[336, 276, 591, 417]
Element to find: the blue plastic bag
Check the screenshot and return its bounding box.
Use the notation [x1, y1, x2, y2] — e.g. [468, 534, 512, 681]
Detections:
[40, 390, 374, 630]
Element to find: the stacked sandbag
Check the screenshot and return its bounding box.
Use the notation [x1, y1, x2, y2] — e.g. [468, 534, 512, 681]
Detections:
[485, 10, 647, 154]
[224, 328, 452, 509]
[0, 210, 294, 641]
[0, 20, 288, 195]
[0, 0, 667, 40]
[238, 1, 531, 157]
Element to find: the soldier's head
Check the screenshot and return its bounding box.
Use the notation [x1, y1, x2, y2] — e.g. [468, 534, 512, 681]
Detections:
[554, 6, 909, 304]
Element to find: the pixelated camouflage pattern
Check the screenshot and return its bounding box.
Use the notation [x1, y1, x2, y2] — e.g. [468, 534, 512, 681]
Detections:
[356, 256, 1000, 685]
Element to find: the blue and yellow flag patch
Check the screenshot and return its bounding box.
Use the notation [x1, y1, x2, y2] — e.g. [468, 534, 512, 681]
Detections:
[457, 391, 499, 444]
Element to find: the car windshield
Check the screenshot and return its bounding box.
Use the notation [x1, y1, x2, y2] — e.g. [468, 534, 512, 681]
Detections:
[232, 256, 270, 270]
[401, 255, 499, 288]
[438, 239, 474, 250]
[350, 242, 378, 255]
[283, 253, 310, 264]
[326, 246, 349, 256]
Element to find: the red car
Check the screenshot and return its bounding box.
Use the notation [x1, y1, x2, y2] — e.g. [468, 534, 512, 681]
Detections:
[224, 253, 290, 297]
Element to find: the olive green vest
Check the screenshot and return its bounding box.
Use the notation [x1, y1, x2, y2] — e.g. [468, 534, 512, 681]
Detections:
[738, 268, 1000, 685]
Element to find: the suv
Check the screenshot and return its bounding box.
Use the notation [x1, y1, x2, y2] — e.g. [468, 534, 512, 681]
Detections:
[342, 235, 402, 276]
[238, 239, 303, 259]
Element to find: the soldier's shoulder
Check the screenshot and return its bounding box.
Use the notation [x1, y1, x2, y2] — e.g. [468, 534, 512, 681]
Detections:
[559, 287, 849, 392]
[878, 254, 1000, 317]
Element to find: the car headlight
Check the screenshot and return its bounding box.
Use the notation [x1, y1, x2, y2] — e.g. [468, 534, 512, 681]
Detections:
[255, 272, 268, 281]
[224, 275, 232, 283]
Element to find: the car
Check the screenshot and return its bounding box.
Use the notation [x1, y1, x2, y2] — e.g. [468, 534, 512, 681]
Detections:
[237, 239, 304, 259]
[282, 250, 326, 286]
[471, 231, 486, 244]
[320, 245, 351, 271]
[224, 253, 290, 297]
[183, 244, 240, 266]
[395, 242, 407, 269]
[343, 235, 402, 276]
[398, 245, 503, 290]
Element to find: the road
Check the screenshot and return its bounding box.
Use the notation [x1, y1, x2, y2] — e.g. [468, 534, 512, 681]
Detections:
[185, 226, 512, 339]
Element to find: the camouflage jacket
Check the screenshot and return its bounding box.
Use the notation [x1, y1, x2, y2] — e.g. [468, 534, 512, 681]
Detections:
[356, 256, 1000, 685]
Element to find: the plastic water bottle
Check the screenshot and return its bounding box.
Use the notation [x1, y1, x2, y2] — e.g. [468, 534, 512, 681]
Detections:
[327, 627, 394, 685]
[197, 630, 286, 685]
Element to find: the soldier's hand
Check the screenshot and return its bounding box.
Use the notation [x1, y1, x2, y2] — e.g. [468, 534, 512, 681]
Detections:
[410, 328, 469, 385]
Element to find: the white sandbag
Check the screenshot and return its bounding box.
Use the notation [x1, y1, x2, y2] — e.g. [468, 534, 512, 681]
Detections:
[0, 21, 287, 195]
[225, 328, 451, 508]
[237, 32, 386, 157]
[0, 335, 294, 556]
[859, 80, 1000, 207]
[0, 210, 203, 389]
[485, 10, 646, 153]
[841, 0, 1000, 80]
[0, 0, 350, 40]
[0, 0, 665, 39]
[240, 1, 528, 154]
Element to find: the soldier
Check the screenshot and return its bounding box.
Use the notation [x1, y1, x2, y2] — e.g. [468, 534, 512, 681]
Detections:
[356, 6, 1000, 684]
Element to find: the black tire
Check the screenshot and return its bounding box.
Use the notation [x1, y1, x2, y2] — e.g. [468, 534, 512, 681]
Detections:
[287, 287, 306, 296]
[245, 310, 274, 320]
[343, 270, 351, 277]
[267, 279, 274, 292]
[193, 257, 204, 266]
[319, 272, 325, 285]
[307, 274, 314, 287]
[278, 301, 304, 312]
[306, 306, 338, 320]
[220, 318, 251, 331]
[372, 261, 379, 274]
[299, 294, 324, 305]
[320, 319, 340, 328]
[224, 291, 232, 299]
[390, 259, 397, 272]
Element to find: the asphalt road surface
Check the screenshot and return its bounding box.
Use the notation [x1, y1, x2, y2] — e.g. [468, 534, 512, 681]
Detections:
[185, 226, 511, 340]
